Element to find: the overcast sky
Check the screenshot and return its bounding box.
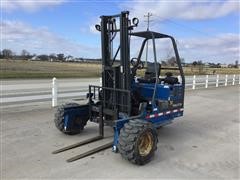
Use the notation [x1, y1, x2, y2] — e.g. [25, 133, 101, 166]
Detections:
[1, 0, 239, 63]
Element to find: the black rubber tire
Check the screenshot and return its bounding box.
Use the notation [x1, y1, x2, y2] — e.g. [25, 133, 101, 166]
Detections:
[118, 119, 158, 165]
[54, 103, 87, 135]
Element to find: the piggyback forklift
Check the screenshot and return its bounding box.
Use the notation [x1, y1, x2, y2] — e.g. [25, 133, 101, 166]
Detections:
[53, 11, 185, 165]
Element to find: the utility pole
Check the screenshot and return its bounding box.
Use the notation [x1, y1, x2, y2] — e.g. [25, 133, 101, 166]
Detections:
[144, 12, 152, 31]
[144, 12, 153, 67]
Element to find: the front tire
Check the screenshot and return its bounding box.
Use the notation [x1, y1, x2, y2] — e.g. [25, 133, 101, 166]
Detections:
[118, 119, 158, 165]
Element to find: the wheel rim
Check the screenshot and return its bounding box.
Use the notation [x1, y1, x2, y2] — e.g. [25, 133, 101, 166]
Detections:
[138, 131, 154, 156]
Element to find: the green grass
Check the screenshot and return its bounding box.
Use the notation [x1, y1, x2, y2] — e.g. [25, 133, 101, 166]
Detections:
[1, 59, 239, 79]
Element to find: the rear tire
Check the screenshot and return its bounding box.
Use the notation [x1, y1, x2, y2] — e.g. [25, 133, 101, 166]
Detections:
[118, 119, 158, 165]
[54, 103, 88, 135]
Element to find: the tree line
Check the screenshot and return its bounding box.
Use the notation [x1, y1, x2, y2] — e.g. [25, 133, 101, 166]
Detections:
[0, 49, 73, 61]
[0, 48, 238, 68]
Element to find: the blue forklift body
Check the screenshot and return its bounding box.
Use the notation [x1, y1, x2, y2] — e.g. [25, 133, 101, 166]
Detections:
[112, 81, 184, 150]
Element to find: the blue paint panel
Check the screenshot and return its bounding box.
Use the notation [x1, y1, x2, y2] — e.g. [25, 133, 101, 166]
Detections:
[63, 105, 89, 132]
[133, 83, 183, 101]
[136, 83, 171, 100]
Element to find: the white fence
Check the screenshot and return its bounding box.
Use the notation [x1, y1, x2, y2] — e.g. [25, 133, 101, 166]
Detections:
[185, 74, 239, 90]
[51, 74, 240, 107]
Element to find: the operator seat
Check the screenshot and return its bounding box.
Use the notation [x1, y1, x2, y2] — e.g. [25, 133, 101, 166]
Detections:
[163, 72, 179, 85]
[138, 62, 161, 83]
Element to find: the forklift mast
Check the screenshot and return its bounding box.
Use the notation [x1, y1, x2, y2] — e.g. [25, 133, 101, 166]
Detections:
[101, 11, 130, 90]
[98, 11, 135, 118]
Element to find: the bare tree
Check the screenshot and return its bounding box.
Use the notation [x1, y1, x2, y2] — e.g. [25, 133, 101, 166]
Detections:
[235, 60, 239, 68]
[2, 49, 13, 59]
[161, 60, 167, 66]
[21, 49, 30, 59]
[57, 53, 64, 61]
[166, 56, 176, 66]
[192, 61, 198, 67]
[49, 53, 57, 61]
[0, 50, 3, 59]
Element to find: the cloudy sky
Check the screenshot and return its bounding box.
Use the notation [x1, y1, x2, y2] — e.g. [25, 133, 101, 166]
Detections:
[1, 0, 239, 63]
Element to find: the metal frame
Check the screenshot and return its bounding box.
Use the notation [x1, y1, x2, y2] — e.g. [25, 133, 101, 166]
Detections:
[130, 31, 185, 108]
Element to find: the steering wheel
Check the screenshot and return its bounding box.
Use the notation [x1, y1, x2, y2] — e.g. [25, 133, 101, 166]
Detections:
[131, 58, 144, 69]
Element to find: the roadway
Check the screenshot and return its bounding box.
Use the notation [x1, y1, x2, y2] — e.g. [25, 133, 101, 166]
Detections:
[1, 86, 239, 179]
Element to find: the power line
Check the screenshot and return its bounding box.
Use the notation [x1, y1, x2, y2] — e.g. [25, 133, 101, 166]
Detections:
[158, 16, 221, 39]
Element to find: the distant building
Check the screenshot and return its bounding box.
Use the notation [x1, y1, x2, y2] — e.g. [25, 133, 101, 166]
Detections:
[220, 64, 228, 68]
[28, 56, 40, 61]
[65, 56, 75, 61]
[204, 63, 210, 68]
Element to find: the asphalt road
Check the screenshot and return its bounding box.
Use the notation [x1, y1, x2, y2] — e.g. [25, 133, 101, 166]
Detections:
[1, 86, 239, 179]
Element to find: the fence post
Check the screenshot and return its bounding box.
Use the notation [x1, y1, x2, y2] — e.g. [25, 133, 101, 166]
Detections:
[192, 75, 196, 90]
[216, 74, 219, 87]
[232, 74, 235, 85]
[177, 75, 181, 82]
[225, 74, 228, 86]
[205, 75, 208, 88]
[239, 75, 240, 85]
[52, 77, 58, 107]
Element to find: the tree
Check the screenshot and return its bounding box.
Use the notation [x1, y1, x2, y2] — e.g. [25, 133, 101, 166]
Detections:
[192, 61, 198, 67]
[161, 60, 167, 66]
[49, 53, 57, 61]
[57, 53, 64, 61]
[65, 55, 74, 61]
[38, 54, 49, 61]
[235, 60, 239, 68]
[197, 60, 203, 65]
[192, 60, 204, 74]
[166, 56, 176, 66]
[0, 50, 3, 59]
[21, 49, 30, 59]
[2, 49, 13, 59]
